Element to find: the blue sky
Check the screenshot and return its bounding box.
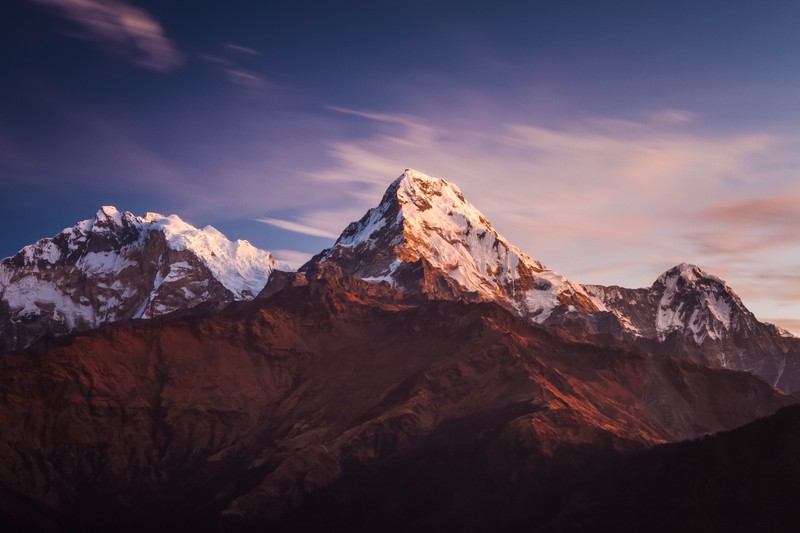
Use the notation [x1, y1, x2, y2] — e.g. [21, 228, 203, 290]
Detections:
[3, 0, 800, 332]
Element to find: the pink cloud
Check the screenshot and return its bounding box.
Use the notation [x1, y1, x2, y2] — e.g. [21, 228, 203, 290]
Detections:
[688, 189, 800, 255]
[765, 318, 800, 336]
[31, 0, 182, 71]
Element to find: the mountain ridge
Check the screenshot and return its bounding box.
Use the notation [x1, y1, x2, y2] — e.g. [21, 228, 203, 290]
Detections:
[1, 171, 799, 530]
[305, 169, 800, 392]
[0, 205, 275, 352]
[585, 262, 800, 392]
[0, 263, 793, 531]
[2, 170, 799, 393]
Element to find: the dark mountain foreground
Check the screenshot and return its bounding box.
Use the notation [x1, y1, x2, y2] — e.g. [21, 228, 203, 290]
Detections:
[537, 403, 800, 533]
[0, 265, 794, 532]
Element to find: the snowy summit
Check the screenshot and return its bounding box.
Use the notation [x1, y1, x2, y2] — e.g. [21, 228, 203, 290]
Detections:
[307, 169, 602, 323]
[0, 206, 276, 351]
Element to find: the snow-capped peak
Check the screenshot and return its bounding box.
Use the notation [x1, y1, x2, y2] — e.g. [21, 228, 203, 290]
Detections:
[653, 263, 749, 343]
[0, 206, 277, 351]
[395, 168, 470, 212]
[310, 169, 601, 323]
[660, 262, 728, 288]
[143, 212, 275, 299]
[95, 205, 123, 224]
[7, 207, 276, 299]
[90, 205, 139, 233]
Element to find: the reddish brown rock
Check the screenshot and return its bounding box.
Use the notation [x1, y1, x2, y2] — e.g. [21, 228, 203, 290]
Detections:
[0, 267, 794, 531]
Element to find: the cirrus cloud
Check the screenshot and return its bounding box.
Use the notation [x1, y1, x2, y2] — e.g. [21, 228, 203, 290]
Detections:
[256, 217, 339, 239]
[30, 0, 182, 71]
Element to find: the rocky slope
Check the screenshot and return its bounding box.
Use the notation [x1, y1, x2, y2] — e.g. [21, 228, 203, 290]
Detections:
[303, 169, 601, 324]
[0, 265, 793, 532]
[585, 263, 800, 392]
[0, 206, 275, 352]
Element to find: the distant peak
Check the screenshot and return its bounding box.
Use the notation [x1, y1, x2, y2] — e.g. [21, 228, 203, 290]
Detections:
[673, 262, 703, 279]
[92, 205, 126, 230]
[663, 262, 705, 279]
[201, 225, 225, 237]
[142, 212, 167, 223]
[657, 262, 729, 290]
[95, 205, 120, 220]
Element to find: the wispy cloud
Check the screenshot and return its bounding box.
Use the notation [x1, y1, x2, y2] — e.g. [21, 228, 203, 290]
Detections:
[645, 108, 696, 125]
[224, 43, 261, 56]
[271, 249, 313, 270]
[327, 106, 432, 131]
[30, 0, 182, 71]
[197, 53, 230, 66]
[698, 189, 800, 227]
[684, 188, 800, 258]
[223, 68, 265, 89]
[310, 105, 782, 238]
[256, 218, 339, 239]
[199, 46, 266, 89]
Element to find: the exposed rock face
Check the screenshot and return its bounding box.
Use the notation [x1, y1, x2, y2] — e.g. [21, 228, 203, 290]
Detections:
[0, 206, 275, 352]
[303, 169, 602, 324]
[0, 266, 793, 531]
[585, 263, 800, 393]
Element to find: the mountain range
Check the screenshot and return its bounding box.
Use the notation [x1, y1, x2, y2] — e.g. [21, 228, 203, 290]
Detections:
[303, 169, 800, 393]
[0, 206, 275, 353]
[0, 169, 798, 531]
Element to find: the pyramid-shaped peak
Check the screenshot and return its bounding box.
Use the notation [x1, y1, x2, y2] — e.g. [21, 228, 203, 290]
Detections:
[379, 169, 486, 232]
[396, 168, 448, 186]
[650, 261, 753, 345]
[91, 205, 140, 234]
[307, 169, 600, 323]
[675, 262, 707, 275]
[391, 169, 467, 206]
[667, 262, 704, 280]
[398, 168, 444, 184]
[657, 262, 727, 287]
